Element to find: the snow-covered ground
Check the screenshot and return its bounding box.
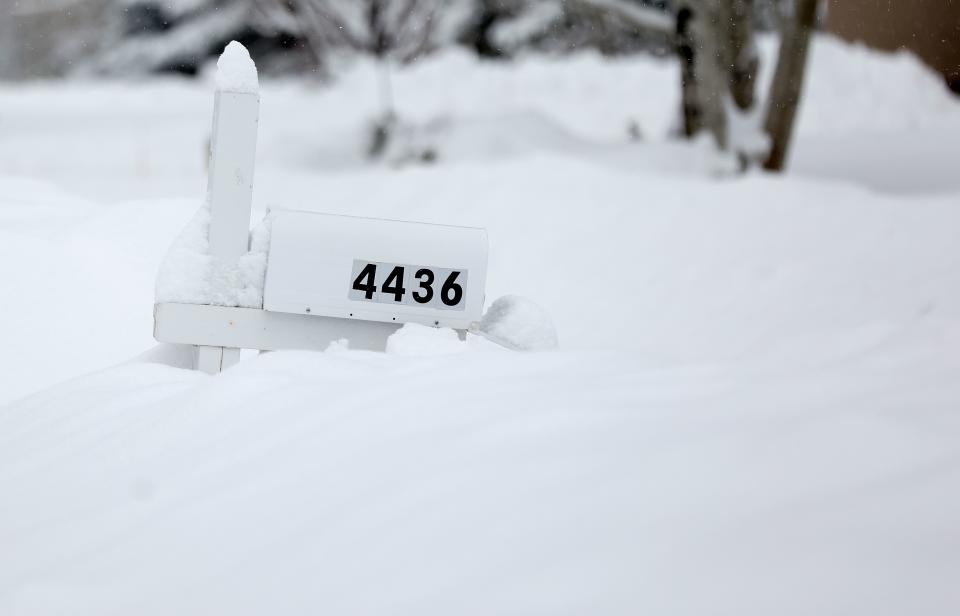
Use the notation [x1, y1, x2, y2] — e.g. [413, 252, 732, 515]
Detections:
[1, 36, 960, 614]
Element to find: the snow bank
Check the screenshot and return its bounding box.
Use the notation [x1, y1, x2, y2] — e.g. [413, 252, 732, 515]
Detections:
[387, 323, 470, 355]
[385, 323, 500, 355]
[215, 41, 259, 94]
[2, 336, 959, 615]
[154, 204, 271, 308]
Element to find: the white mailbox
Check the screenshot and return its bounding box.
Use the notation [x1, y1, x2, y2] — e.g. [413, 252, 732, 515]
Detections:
[153, 42, 502, 374]
[263, 211, 488, 331]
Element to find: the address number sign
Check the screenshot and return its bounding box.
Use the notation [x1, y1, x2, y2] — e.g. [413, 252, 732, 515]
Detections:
[349, 260, 467, 310]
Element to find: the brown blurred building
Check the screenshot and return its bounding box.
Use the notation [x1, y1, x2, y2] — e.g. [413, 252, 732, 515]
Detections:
[827, 0, 960, 92]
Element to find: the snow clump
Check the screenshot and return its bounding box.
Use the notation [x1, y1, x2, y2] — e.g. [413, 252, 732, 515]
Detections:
[215, 41, 259, 94]
[478, 295, 558, 351]
[155, 203, 272, 308]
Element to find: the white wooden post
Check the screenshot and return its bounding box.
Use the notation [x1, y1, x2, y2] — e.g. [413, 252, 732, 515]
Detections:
[194, 42, 260, 374]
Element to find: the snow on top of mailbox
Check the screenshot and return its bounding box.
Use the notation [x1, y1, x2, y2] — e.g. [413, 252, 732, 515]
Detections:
[155, 203, 272, 308]
[216, 41, 259, 94]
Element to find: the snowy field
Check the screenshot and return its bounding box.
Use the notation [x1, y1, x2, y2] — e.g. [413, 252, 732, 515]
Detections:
[2, 36, 960, 614]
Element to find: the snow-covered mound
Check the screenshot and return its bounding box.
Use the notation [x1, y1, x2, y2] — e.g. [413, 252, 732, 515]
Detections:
[1, 34, 960, 614]
[2, 330, 959, 615]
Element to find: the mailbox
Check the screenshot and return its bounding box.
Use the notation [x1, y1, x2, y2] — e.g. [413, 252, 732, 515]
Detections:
[263, 210, 489, 330]
[154, 42, 498, 374]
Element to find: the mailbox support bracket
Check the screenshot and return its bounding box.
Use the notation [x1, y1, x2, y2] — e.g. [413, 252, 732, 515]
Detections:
[155, 303, 418, 355]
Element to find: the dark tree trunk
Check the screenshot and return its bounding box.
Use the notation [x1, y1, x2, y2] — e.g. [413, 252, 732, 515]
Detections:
[763, 0, 819, 171]
[728, 0, 757, 110]
[465, 0, 510, 58]
[676, 5, 702, 137]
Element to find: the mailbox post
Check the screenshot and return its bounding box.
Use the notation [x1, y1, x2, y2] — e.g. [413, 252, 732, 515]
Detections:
[193, 43, 260, 373]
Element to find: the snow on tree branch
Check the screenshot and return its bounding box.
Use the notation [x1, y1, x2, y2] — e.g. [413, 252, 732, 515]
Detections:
[572, 0, 675, 34]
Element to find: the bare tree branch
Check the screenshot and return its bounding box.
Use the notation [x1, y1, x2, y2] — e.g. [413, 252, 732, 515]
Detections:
[572, 0, 674, 33]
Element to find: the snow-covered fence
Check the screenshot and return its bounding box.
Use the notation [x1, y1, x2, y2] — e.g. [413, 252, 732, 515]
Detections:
[153, 42, 494, 374]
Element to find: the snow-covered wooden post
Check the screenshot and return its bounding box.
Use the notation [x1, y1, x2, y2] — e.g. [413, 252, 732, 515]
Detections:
[194, 42, 260, 374]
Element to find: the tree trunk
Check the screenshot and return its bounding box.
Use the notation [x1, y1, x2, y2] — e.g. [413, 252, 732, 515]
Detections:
[464, 0, 509, 58]
[676, 4, 702, 137]
[677, 0, 756, 149]
[0, 1, 19, 80]
[728, 0, 757, 110]
[699, 0, 731, 148]
[763, 0, 819, 171]
[676, 0, 729, 147]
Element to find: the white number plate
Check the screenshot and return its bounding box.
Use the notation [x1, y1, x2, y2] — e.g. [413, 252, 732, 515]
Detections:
[349, 260, 468, 311]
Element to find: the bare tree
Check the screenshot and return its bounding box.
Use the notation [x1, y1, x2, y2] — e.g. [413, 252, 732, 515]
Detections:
[763, 0, 819, 170]
[268, 0, 441, 74]
[676, 0, 823, 172]
[266, 0, 444, 156]
[675, 0, 757, 150]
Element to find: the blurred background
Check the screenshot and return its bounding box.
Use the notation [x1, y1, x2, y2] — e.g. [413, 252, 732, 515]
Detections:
[1, 0, 958, 198]
[1, 1, 958, 89]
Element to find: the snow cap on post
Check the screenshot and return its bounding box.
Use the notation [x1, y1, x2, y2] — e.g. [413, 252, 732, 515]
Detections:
[216, 41, 259, 94]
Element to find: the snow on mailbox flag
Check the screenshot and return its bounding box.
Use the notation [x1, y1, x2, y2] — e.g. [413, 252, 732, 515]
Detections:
[263, 210, 488, 330]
